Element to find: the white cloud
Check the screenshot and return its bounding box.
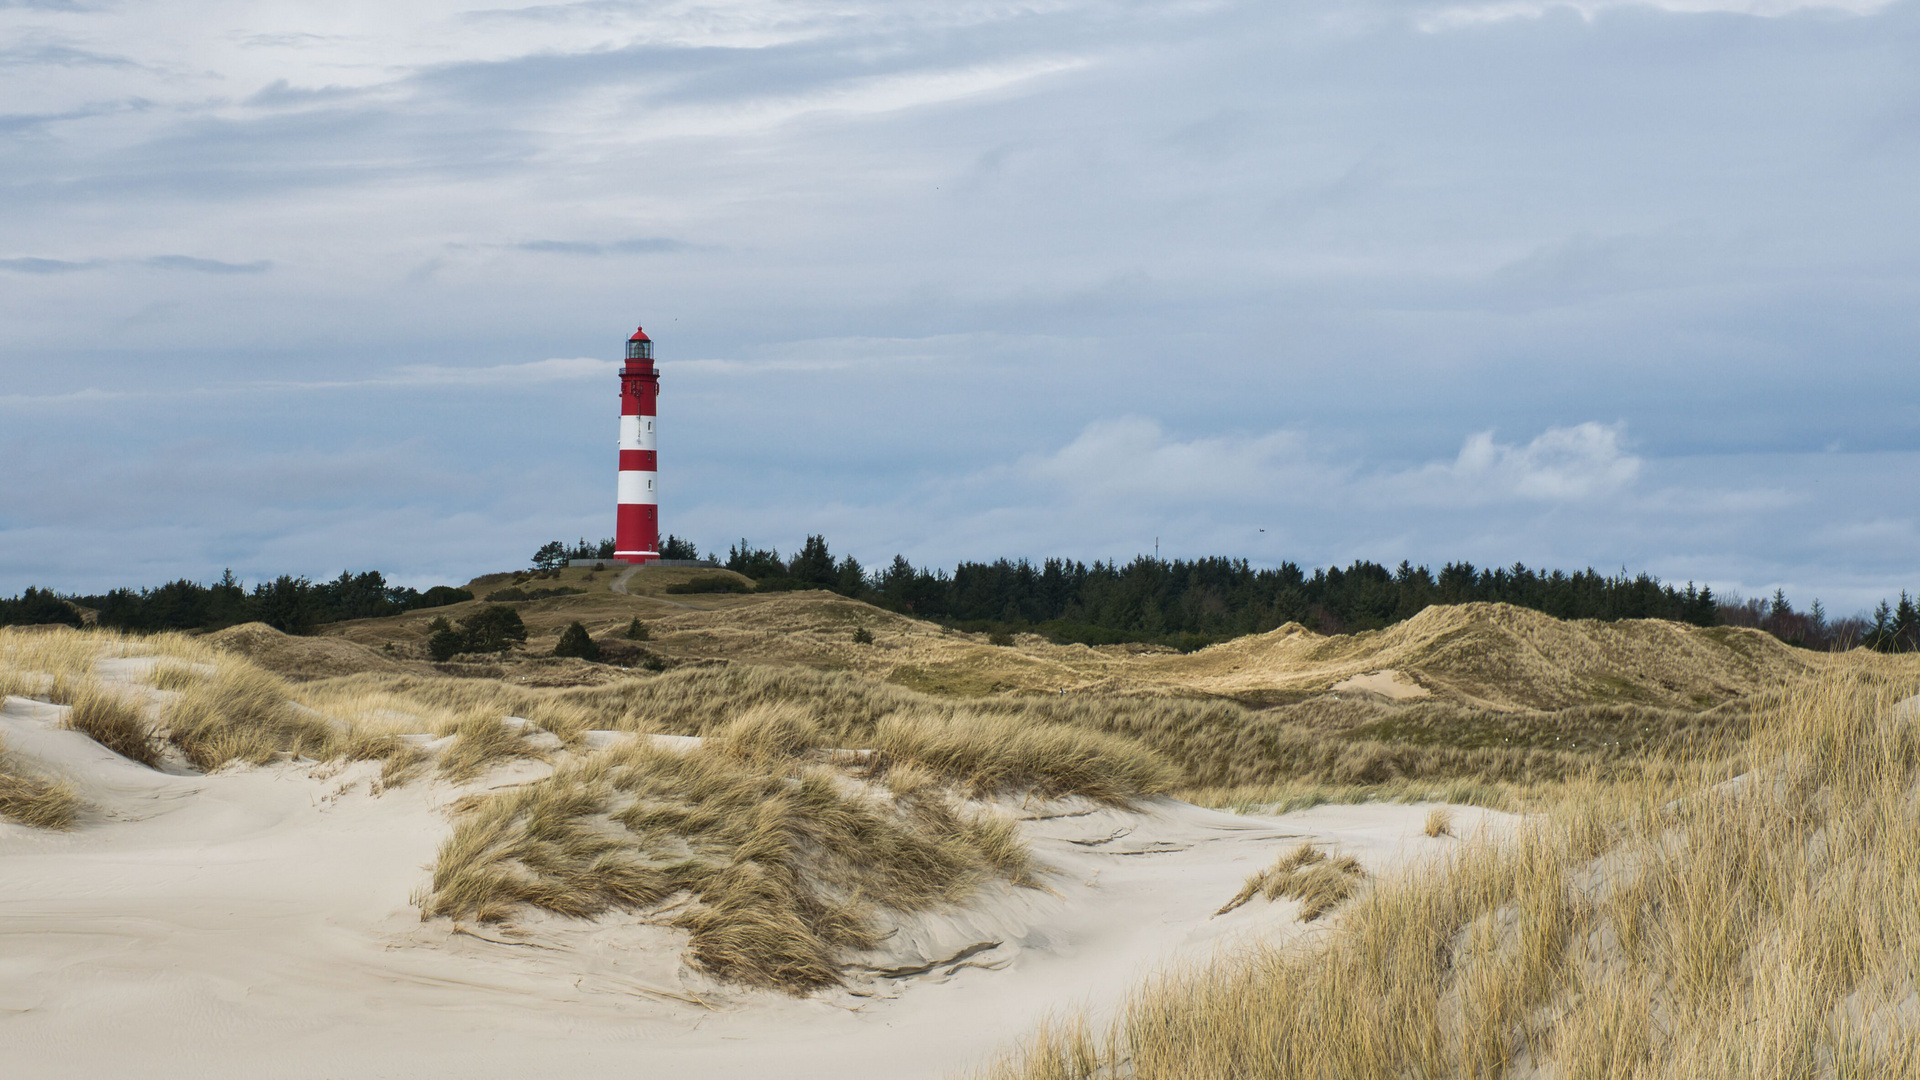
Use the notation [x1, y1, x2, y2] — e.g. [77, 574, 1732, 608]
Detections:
[1413, 422, 1642, 502]
[1016, 416, 1328, 504]
[1005, 417, 1638, 511]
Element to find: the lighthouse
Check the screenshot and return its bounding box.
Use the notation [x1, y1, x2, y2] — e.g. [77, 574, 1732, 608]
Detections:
[614, 325, 660, 564]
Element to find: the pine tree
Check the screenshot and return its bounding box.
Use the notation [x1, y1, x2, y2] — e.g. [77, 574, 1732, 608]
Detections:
[553, 621, 600, 661]
[1870, 600, 1895, 652]
[531, 540, 567, 570]
[1895, 592, 1918, 653]
[624, 617, 649, 641]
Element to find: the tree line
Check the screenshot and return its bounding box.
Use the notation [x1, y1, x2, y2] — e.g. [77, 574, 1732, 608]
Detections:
[718, 536, 1910, 654]
[0, 571, 471, 635]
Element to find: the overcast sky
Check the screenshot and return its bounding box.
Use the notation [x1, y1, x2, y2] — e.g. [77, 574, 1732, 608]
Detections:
[2, 0, 1916, 612]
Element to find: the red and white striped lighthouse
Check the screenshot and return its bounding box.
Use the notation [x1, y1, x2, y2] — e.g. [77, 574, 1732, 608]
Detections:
[614, 325, 660, 564]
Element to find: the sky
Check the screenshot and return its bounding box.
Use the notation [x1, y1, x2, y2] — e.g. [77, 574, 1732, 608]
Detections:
[2, 0, 1916, 613]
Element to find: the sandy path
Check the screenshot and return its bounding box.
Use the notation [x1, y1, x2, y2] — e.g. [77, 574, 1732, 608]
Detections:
[1, 695, 1514, 1079]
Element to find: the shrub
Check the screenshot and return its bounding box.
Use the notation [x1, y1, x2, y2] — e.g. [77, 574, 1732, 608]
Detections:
[552, 622, 600, 661]
[456, 605, 527, 654]
[624, 617, 650, 641]
[852, 626, 875, 645]
[987, 631, 1015, 647]
[427, 616, 464, 662]
[417, 585, 473, 608]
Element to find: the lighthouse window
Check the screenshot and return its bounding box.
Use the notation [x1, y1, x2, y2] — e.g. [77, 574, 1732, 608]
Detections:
[625, 341, 653, 360]
[647, 479, 654, 490]
[646, 421, 653, 432]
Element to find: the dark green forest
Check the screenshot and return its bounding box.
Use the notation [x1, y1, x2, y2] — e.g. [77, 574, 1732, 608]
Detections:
[0, 571, 470, 636]
[717, 535, 1903, 652]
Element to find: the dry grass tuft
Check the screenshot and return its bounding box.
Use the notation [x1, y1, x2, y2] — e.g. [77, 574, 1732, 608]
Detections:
[426, 738, 1036, 991]
[709, 703, 826, 762]
[308, 667, 1179, 803]
[63, 680, 162, 767]
[0, 736, 83, 828]
[1425, 806, 1454, 838]
[166, 661, 339, 769]
[437, 713, 547, 782]
[977, 672, 1920, 1080]
[0, 626, 99, 687]
[340, 731, 432, 789]
[146, 663, 207, 691]
[1215, 842, 1366, 921]
[869, 710, 1179, 803]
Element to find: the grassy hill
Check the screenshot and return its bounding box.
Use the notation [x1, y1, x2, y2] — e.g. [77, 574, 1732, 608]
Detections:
[301, 566, 1824, 715]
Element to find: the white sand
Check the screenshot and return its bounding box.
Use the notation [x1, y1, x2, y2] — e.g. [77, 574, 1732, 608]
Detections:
[1, 694, 1515, 1079]
[1331, 668, 1431, 701]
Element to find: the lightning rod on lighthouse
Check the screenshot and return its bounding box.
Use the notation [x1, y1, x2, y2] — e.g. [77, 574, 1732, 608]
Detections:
[615, 325, 660, 564]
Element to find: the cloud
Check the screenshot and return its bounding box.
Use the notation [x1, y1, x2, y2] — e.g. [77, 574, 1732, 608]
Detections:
[0, 257, 102, 273]
[1409, 423, 1642, 502]
[140, 255, 273, 274]
[1, 255, 273, 275]
[245, 81, 365, 108]
[514, 237, 691, 255]
[1016, 417, 1328, 505]
[372, 357, 614, 386]
[1003, 418, 1639, 512]
[0, 43, 141, 68]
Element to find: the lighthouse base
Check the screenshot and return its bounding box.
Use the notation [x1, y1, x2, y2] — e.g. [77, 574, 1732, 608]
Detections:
[614, 551, 659, 565]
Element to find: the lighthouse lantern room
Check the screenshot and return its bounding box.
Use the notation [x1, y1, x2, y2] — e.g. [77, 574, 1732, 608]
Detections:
[614, 325, 660, 564]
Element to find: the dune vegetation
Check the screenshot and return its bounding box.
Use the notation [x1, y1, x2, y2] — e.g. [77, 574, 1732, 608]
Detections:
[7, 609, 1919, 1056]
[426, 706, 1040, 990]
[0, 734, 82, 829]
[62, 679, 162, 767]
[975, 672, 1920, 1079]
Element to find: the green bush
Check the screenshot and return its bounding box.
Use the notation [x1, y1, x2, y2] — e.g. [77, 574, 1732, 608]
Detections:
[428, 629, 464, 662]
[625, 617, 650, 641]
[988, 631, 1015, 647]
[461, 606, 527, 652]
[553, 622, 601, 661]
[852, 627, 875, 645]
[428, 606, 528, 660]
[418, 585, 473, 608]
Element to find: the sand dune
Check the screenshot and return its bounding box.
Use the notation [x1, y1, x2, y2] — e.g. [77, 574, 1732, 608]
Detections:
[0, 689, 1510, 1079]
[311, 568, 1816, 712]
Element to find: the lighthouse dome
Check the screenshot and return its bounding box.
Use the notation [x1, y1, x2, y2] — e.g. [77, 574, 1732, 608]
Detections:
[625, 326, 653, 360]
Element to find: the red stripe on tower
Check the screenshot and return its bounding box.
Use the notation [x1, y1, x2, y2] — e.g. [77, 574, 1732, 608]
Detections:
[614, 325, 660, 564]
